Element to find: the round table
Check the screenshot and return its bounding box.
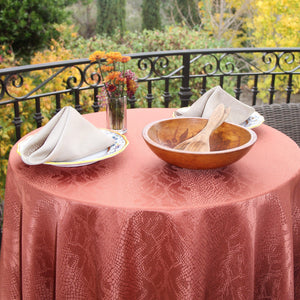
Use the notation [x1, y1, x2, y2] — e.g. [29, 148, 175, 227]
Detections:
[0, 108, 299, 300]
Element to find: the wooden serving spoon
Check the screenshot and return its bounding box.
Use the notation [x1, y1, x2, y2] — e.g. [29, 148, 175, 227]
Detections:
[174, 104, 231, 152]
[214, 106, 231, 129]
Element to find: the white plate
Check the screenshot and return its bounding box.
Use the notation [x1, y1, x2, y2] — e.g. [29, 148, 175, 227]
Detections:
[239, 111, 265, 128]
[173, 108, 264, 129]
[18, 129, 129, 167]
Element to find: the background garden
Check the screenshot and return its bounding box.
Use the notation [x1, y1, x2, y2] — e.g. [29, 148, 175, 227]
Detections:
[0, 0, 299, 205]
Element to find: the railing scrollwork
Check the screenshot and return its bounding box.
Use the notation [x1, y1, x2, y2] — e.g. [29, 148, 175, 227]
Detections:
[0, 47, 299, 140]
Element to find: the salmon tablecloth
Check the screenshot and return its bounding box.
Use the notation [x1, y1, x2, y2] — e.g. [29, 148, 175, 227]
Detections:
[0, 108, 300, 300]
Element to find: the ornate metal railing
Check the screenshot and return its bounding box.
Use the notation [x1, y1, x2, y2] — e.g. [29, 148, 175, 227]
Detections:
[1, 48, 300, 141]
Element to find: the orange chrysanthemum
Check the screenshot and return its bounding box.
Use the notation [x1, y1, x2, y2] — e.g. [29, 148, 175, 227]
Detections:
[115, 77, 126, 85]
[89, 51, 106, 62]
[106, 52, 123, 64]
[104, 71, 122, 82]
[90, 50, 137, 98]
[121, 56, 131, 63]
[101, 65, 114, 72]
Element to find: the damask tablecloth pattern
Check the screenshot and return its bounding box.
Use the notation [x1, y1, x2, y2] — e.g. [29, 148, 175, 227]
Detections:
[0, 108, 299, 300]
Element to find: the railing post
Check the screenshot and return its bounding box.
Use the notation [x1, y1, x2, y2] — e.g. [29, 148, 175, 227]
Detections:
[146, 81, 154, 108]
[286, 74, 293, 103]
[55, 94, 61, 113]
[92, 87, 100, 112]
[268, 74, 276, 104]
[33, 97, 44, 128]
[74, 89, 82, 113]
[219, 75, 224, 88]
[251, 75, 259, 106]
[13, 101, 22, 141]
[201, 77, 207, 95]
[163, 78, 171, 107]
[234, 76, 242, 100]
[179, 53, 192, 107]
[128, 95, 137, 108]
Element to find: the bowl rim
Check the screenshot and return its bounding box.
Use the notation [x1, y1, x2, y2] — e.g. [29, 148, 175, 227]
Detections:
[142, 117, 257, 154]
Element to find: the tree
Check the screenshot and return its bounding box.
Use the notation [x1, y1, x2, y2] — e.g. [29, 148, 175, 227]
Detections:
[198, 0, 252, 46]
[245, 0, 300, 48]
[244, 0, 300, 95]
[96, 0, 126, 36]
[172, 0, 201, 28]
[142, 0, 161, 30]
[69, 0, 96, 38]
[0, 0, 77, 58]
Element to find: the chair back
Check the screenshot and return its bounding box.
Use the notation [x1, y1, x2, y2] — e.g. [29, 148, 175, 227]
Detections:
[254, 103, 300, 146]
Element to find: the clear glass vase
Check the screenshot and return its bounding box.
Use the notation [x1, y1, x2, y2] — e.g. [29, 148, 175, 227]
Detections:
[106, 96, 127, 134]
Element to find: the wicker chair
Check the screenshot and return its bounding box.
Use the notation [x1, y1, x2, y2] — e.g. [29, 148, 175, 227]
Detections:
[254, 103, 300, 147]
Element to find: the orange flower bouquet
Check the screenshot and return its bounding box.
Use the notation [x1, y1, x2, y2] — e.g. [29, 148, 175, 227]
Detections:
[89, 51, 138, 133]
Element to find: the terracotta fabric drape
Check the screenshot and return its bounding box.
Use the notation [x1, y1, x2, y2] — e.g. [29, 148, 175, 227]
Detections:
[0, 108, 299, 300]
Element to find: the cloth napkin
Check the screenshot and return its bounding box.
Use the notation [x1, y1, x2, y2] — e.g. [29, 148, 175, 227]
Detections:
[19, 106, 115, 165]
[177, 86, 255, 124]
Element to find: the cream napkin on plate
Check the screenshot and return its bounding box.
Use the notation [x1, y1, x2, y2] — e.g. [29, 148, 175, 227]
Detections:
[177, 86, 255, 124]
[19, 106, 115, 165]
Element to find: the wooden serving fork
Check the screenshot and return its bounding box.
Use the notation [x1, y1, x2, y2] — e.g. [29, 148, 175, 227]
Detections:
[174, 104, 231, 152]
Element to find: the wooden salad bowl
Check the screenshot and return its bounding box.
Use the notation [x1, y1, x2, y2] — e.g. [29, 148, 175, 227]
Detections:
[142, 117, 257, 169]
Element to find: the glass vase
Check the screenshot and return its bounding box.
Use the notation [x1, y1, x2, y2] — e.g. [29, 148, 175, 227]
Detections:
[106, 96, 127, 134]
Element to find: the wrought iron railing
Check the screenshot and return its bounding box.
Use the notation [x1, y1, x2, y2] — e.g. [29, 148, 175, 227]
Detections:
[1, 48, 300, 141]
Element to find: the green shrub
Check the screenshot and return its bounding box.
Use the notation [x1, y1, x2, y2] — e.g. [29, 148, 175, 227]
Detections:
[0, 0, 76, 59]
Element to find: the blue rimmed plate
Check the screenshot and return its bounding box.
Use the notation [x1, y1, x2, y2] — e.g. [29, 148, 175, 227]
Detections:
[239, 111, 265, 128]
[18, 129, 129, 167]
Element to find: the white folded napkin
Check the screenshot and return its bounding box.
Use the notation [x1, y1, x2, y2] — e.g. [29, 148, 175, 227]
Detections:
[19, 106, 115, 165]
[177, 86, 255, 124]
